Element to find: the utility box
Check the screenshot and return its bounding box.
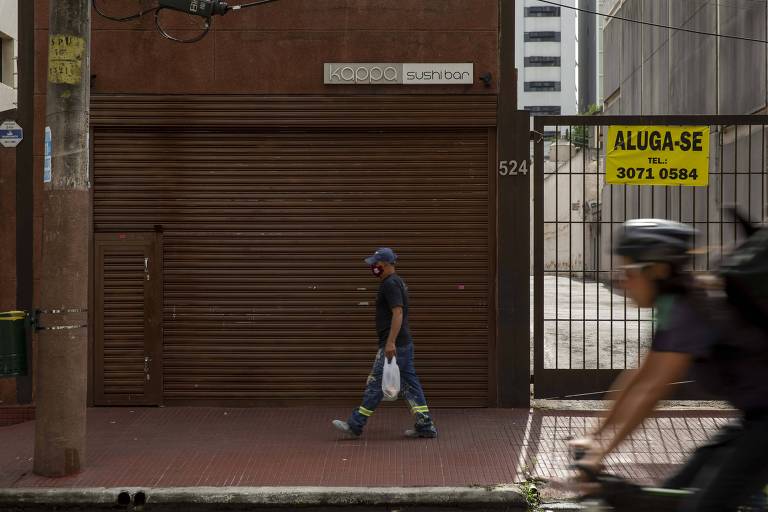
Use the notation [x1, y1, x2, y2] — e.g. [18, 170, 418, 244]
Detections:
[0, 311, 28, 377]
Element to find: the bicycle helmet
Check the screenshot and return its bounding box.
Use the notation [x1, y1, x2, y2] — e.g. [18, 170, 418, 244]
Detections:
[614, 219, 697, 265]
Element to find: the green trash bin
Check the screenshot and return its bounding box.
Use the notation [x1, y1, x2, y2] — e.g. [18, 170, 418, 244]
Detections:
[0, 311, 28, 377]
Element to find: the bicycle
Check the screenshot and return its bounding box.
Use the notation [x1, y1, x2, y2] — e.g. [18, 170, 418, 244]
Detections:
[568, 446, 768, 511]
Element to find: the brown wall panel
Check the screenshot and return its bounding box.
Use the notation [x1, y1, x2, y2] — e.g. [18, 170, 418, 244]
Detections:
[0, 147, 16, 310]
[88, 30, 498, 95]
[83, 0, 498, 32]
[80, 0, 500, 94]
[214, 31, 497, 95]
[90, 29, 216, 94]
[217, 0, 498, 32]
[33, 2, 501, 109]
[0, 146, 17, 404]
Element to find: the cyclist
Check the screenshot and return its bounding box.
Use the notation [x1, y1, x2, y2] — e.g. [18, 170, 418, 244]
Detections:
[570, 219, 768, 512]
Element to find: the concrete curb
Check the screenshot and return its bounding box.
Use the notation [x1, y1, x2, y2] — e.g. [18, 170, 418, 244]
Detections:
[0, 486, 529, 511]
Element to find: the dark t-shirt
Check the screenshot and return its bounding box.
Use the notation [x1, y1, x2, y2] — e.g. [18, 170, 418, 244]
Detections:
[376, 274, 413, 347]
[652, 294, 768, 412]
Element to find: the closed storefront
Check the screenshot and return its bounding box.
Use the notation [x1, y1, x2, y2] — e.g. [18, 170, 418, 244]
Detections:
[10, 1, 531, 412]
[91, 96, 499, 407]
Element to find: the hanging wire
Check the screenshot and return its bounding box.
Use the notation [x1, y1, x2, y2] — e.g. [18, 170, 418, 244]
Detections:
[91, 0, 159, 22]
[230, 0, 281, 9]
[154, 7, 212, 44]
[92, 0, 282, 43]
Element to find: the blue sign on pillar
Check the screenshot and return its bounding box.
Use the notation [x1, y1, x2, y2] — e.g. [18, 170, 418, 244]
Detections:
[0, 120, 23, 148]
[44, 127, 52, 184]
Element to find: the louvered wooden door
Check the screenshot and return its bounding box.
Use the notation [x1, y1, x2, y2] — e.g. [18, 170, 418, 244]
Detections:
[94, 233, 162, 405]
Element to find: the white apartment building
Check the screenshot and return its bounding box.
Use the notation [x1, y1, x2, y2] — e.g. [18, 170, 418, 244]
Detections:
[0, 0, 18, 112]
[516, 0, 578, 124]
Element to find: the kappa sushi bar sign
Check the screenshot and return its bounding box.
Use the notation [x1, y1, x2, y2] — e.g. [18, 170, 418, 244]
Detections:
[324, 63, 474, 85]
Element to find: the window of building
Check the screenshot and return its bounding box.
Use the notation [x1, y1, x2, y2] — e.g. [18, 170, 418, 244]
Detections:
[525, 56, 561, 67]
[525, 6, 560, 17]
[525, 81, 561, 92]
[0, 34, 14, 88]
[524, 31, 561, 42]
[524, 106, 562, 115]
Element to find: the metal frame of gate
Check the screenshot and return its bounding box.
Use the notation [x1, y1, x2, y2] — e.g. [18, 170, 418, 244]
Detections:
[533, 115, 768, 400]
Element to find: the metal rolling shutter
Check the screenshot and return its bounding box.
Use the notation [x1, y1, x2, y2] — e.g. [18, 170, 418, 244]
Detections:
[92, 97, 497, 407]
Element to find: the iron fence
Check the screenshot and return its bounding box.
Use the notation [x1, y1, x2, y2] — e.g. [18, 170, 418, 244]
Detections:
[533, 115, 768, 399]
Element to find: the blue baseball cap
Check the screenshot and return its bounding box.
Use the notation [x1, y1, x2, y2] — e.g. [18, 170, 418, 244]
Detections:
[365, 247, 397, 265]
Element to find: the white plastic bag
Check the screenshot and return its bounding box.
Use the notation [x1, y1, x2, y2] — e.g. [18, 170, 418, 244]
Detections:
[382, 355, 401, 401]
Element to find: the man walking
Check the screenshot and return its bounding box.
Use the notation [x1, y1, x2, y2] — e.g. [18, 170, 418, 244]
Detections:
[332, 248, 437, 438]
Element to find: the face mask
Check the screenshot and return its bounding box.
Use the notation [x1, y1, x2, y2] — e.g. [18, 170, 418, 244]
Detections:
[371, 264, 384, 277]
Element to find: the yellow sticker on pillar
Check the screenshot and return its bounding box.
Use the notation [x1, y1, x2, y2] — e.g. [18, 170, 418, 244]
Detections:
[48, 35, 86, 85]
[606, 126, 710, 186]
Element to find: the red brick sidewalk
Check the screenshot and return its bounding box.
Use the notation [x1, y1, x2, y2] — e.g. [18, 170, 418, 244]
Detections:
[0, 407, 733, 489]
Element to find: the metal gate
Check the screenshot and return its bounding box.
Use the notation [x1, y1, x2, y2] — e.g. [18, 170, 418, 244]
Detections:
[533, 115, 768, 400]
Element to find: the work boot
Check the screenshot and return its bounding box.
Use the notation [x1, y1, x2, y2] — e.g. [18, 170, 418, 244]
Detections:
[332, 420, 361, 438]
[405, 427, 438, 439]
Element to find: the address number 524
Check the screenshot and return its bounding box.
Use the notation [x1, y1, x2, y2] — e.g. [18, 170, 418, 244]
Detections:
[499, 160, 529, 176]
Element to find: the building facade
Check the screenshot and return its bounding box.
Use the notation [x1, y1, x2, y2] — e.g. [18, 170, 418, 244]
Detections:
[601, 0, 767, 116]
[0, 1, 531, 411]
[0, 0, 18, 112]
[516, 0, 578, 119]
[596, 0, 768, 270]
[577, 0, 597, 112]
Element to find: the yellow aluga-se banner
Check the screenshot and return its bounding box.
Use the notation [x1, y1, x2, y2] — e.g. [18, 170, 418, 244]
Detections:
[606, 126, 710, 186]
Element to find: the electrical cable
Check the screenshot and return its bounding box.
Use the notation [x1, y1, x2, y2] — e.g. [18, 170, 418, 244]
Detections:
[154, 7, 212, 44]
[230, 0, 280, 10]
[538, 0, 768, 44]
[91, 0, 159, 22]
[92, 0, 281, 43]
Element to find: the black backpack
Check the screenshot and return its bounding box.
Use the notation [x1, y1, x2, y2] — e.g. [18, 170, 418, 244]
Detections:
[717, 209, 768, 333]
